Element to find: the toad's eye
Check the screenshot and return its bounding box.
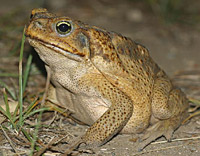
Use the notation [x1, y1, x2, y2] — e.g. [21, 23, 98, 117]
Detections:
[56, 21, 72, 35]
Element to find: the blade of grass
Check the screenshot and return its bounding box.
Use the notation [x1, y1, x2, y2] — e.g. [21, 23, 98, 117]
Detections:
[13, 103, 19, 121]
[12, 98, 38, 123]
[18, 128, 41, 153]
[0, 124, 18, 153]
[30, 110, 43, 155]
[18, 27, 26, 128]
[23, 98, 39, 118]
[0, 88, 16, 129]
[0, 73, 19, 78]
[189, 98, 200, 106]
[23, 54, 33, 94]
[0, 105, 7, 118]
[23, 107, 49, 120]
[3, 89, 11, 119]
[21, 127, 33, 143]
[0, 80, 17, 100]
[17, 107, 49, 127]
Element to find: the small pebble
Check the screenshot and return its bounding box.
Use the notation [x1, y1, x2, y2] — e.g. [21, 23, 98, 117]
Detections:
[101, 148, 107, 151]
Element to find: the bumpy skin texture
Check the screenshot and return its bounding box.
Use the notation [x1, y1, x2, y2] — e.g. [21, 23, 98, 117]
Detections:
[25, 8, 189, 151]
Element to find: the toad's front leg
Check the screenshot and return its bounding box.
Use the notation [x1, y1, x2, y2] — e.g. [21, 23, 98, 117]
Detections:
[63, 77, 133, 155]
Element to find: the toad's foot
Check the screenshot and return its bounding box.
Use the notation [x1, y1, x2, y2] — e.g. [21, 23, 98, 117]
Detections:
[138, 114, 186, 151]
[62, 136, 98, 155]
[62, 139, 81, 155]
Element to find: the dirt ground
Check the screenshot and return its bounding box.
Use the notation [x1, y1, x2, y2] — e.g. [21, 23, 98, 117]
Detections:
[0, 0, 200, 155]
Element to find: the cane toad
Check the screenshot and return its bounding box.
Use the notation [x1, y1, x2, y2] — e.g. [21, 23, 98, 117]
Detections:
[25, 8, 189, 152]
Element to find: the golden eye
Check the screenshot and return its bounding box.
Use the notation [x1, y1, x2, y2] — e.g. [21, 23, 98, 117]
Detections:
[56, 21, 72, 35]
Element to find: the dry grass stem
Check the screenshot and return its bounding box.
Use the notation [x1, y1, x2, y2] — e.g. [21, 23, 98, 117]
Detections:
[152, 135, 200, 145]
[41, 67, 51, 106]
[0, 124, 19, 154]
[183, 111, 200, 124]
[33, 136, 55, 156]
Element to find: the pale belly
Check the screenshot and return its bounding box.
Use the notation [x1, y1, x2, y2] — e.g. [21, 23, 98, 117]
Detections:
[55, 86, 149, 134]
[55, 87, 111, 125]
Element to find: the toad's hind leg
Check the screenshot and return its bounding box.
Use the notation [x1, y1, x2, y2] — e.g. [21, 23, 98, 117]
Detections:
[139, 111, 188, 150]
[139, 72, 189, 150]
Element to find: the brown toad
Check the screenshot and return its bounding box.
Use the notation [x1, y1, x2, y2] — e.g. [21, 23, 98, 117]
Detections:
[25, 8, 189, 152]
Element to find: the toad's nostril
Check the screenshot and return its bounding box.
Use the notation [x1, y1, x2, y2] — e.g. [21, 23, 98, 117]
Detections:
[30, 14, 33, 19]
[34, 21, 43, 29]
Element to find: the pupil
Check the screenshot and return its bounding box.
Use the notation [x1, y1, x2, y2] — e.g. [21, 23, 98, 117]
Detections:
[58, 24, 70, 32]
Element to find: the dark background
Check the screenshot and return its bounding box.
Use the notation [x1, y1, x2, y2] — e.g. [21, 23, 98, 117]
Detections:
[1, 0, 200, 75]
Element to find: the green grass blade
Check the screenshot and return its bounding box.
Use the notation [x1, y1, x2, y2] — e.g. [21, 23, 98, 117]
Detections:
[0, 73, 18, 78]
[21, 127, 32, 142]
[18, 27, 26, 128]
[23, 107, 49, 120]
[189, 98, 200, 106]
[0, 105, 15, 128]
[0, 80, 17, 100]
[13, 102, 19, 122]
[1, 89, 16, 128]
[30, 110, 43, 155]
[23, 98, 38, 117]
[23, 54, 33, 94]
[3, 89, 11, 119]
[0, 105, 7, 117]
[13, 98, 38, 123]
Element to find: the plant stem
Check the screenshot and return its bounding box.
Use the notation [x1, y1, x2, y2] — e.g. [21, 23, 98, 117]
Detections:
[18, 27, 26, 128]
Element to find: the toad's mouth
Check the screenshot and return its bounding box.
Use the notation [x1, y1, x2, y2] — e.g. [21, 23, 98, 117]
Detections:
[27, 37, 83, 62]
